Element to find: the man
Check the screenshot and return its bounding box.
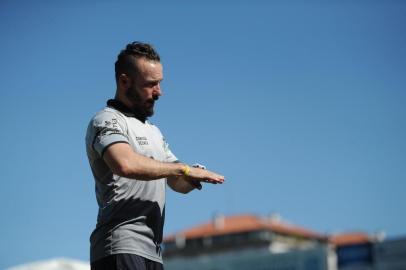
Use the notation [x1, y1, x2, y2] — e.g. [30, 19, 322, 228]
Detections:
[85, 41, 224, 270]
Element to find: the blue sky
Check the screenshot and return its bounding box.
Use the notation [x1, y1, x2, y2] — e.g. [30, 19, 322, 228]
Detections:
[1, 0, 405, 268]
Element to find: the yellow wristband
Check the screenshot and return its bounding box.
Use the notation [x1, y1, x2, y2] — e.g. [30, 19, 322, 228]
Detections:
[182, 165, 190, 176]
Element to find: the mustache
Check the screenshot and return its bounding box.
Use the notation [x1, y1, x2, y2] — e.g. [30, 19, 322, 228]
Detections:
[147, 96, 159, 103]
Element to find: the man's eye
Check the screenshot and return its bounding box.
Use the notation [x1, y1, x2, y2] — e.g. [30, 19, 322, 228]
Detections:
[147, 82, 157, 87]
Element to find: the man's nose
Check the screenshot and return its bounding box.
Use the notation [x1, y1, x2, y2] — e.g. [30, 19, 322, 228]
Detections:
[153, 83, 162, 96]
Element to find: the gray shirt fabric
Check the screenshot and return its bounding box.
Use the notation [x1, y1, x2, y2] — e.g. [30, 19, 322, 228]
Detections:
[85, 101, 177, 263]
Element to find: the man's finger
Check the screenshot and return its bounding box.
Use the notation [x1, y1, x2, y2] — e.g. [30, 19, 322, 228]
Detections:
[206, 177, 224, 184]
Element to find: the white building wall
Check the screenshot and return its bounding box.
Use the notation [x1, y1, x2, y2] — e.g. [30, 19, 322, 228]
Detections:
[165, 246, 330, 270]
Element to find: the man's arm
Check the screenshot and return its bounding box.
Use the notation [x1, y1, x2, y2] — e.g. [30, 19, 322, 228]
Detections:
[103, 142, 184, 180]
[168, 163, 225, 194]
[167, 175, 197, 194]
[103, 142, 224, 184]
[168, 164, 209, 194]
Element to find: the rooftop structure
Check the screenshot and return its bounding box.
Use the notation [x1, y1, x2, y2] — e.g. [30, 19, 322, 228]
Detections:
[164, 214, 328, 258]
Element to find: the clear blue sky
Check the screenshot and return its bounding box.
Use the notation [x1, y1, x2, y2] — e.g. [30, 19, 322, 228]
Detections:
[0, 0, 405, 269]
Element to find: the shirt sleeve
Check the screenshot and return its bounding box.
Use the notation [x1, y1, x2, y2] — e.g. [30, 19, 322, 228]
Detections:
[90, 111, 129, 157]
[162, 137, 178, 163]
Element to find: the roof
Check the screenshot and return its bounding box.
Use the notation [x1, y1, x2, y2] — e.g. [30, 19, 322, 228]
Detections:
[329, 232, 372, 246]
[164, 214, 326, 242]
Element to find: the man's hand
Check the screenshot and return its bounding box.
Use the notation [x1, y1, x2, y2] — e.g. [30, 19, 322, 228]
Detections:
[167, 163, 224, 194]
[189, 163, 205, 190]
[185, 165, 225, 185]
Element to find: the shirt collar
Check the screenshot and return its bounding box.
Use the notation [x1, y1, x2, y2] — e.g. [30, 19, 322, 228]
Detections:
[106, 99, 147, 123]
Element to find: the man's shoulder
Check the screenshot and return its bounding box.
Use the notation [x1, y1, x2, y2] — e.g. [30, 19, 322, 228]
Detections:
[85, 106, 128, 145]
[86, 107, 128, 138]
[90, 106, 127, 123]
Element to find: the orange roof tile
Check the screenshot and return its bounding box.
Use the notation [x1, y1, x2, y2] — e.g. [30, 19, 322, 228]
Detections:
[164, 214, 325, 242]
[329, 232, 371, 246]
[268, 220, 323, 239]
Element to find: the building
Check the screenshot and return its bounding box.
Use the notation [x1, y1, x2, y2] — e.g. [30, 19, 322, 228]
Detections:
[373, 237, 406, 270]
[163, 214, 406, 270]
[330, 232, 374, 270]
[163, 214, 335, 270]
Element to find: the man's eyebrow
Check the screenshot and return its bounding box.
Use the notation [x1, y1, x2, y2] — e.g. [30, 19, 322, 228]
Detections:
[146, 78, 163, 83]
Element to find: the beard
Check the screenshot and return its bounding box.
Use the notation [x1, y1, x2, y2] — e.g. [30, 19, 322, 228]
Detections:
[125, 85, 158, 120]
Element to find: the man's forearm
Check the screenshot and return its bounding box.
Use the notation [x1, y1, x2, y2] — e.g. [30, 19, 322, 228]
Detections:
[103, 143, 224, 184]
[122, 155, 185, 180]
[167, 175, 196, 194]
[103, 143, 185, 180]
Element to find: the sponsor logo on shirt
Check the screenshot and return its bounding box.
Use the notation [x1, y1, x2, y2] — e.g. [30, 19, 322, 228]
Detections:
[136, 136, 149, 145]
[104, 118, 118, 128]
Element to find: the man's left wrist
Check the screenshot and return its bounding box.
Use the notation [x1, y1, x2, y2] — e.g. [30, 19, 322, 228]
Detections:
[181, 164, 190, 176]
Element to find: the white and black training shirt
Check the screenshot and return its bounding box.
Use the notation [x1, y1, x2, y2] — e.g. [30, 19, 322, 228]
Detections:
[85, 99, 178, 264]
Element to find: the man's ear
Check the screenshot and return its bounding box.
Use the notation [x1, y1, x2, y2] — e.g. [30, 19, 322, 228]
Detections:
[118, 74, 131, 90]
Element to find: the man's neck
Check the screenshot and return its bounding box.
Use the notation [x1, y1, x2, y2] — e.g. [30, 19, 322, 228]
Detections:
[107, 99, 147, 123]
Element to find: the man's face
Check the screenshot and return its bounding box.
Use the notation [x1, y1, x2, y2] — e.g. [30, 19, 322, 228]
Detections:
[125, 57, 163, 119]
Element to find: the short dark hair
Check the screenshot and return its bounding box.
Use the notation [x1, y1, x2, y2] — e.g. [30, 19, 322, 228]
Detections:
[115, 41, 161, 82]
